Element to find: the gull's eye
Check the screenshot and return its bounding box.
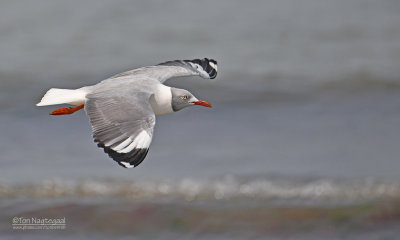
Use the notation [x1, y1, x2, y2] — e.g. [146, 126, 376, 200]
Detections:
[180, 95, 189, 100]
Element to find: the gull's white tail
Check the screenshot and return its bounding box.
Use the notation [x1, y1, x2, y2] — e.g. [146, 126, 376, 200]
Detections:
[36, 88, 87, 106]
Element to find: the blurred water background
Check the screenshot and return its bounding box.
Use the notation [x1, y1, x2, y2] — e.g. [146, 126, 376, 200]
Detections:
[1, 0, 400, 239]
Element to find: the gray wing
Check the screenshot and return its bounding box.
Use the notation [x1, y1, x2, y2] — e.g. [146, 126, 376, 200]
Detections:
[110, 58, 217, 83]
[85, 91, 155, 168]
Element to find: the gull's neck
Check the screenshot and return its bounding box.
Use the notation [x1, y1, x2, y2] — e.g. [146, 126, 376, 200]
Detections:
[149, 85, 174, 116]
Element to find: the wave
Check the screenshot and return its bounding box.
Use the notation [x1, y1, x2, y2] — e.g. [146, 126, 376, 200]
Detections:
[1, 176, 400, 203]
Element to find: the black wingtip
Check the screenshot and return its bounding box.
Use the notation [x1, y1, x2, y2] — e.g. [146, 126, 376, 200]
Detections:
[97, 142, 149, 168]
[160, 58, 218, 79]
[184, 58, 218, 79]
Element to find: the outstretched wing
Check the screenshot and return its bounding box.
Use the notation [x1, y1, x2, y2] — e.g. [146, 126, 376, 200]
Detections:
[110, 58, 218, 83]
[85, 91, 156, 168]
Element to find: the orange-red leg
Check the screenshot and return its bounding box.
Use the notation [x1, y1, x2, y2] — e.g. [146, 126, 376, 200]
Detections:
[50, 104, 84, 115]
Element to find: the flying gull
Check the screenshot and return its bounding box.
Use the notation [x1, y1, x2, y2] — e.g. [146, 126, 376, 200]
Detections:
[37, 58, 218, 168]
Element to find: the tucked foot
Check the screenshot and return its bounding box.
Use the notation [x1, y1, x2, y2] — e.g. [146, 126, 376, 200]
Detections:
[50, 104, 84, 115]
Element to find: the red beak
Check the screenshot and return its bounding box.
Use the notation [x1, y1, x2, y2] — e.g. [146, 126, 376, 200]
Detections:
[193, 100, 212, 108]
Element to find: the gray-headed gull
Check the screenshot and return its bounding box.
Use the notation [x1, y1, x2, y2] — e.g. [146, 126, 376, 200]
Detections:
[37, 58, 218, 168]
